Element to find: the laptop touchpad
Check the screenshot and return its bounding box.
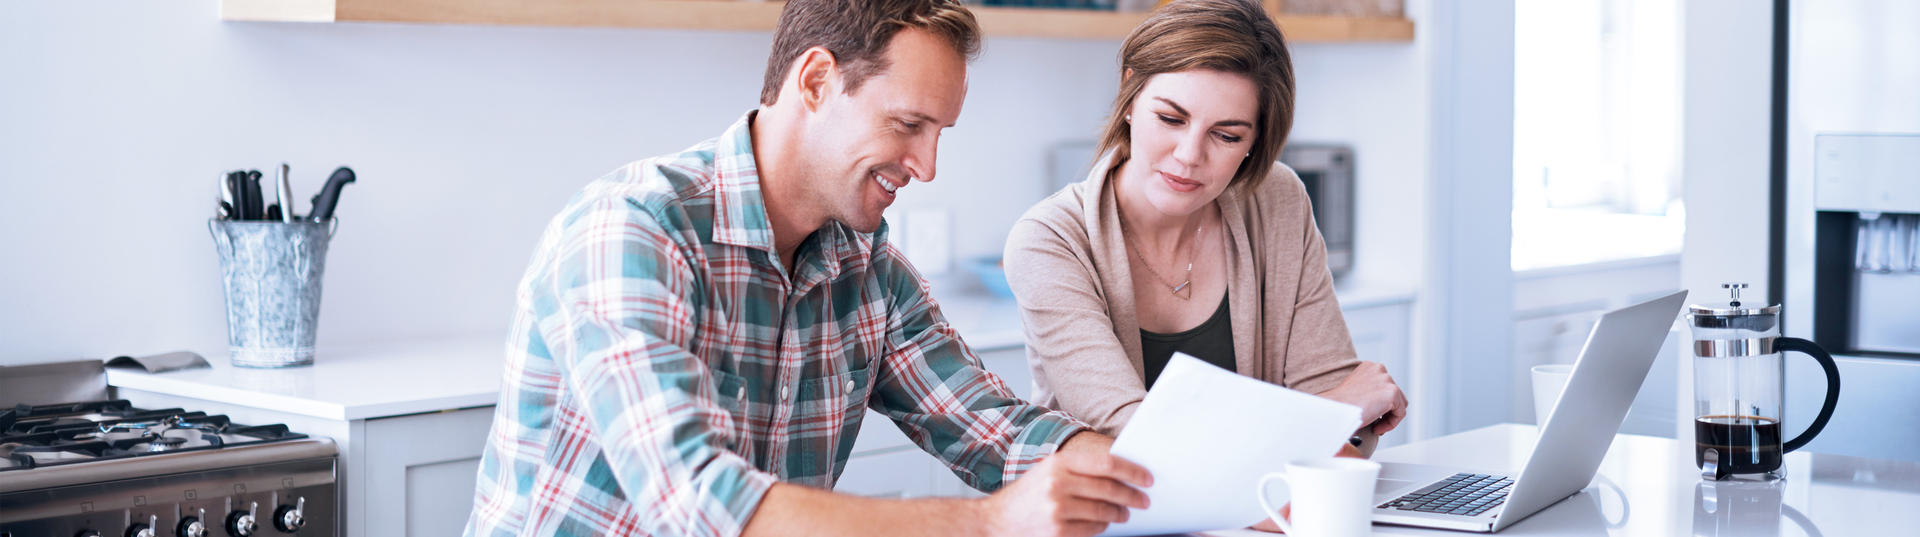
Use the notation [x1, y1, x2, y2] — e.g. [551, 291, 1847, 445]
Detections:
[1376, 478, 1416, 495]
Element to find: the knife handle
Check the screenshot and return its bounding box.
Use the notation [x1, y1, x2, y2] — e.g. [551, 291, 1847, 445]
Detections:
[308, 166, 356, 222]
[246, 170, 267, 220]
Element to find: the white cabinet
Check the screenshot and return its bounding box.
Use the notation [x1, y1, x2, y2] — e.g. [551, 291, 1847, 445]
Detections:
[1511, 256, 1682, 437]
[361, 407, 493, 537]
[1341, 299, 1415, 449]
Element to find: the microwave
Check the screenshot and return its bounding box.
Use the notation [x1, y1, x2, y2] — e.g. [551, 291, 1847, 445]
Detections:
[1281, 143, 1356, 278]
[1046, 141, 1356, 278]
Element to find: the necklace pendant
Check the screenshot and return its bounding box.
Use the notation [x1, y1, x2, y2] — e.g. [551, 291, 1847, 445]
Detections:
[1171, 280, 1192, 300]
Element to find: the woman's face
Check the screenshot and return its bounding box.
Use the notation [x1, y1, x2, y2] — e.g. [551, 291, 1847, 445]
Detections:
[1122, 69, 1260, 217]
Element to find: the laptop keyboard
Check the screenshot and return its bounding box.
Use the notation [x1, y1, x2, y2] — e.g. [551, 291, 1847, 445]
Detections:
[1379, 473, 1513, 517]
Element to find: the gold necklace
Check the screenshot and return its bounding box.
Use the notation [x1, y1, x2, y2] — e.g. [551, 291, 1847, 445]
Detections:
[1123, 211, 1210, 300]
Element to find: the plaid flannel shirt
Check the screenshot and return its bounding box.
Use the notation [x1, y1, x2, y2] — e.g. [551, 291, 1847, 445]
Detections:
[465, 112, 1086, 537]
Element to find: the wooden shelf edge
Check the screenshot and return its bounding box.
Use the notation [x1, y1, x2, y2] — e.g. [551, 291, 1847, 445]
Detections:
[220, 0, 1413, 42]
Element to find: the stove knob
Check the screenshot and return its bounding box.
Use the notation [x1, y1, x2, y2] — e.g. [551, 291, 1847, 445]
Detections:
[177, 507, 207, 537]
[272, 497, 306, 533]
[225, 502, 259, 537]
[126, 514, 158, 537]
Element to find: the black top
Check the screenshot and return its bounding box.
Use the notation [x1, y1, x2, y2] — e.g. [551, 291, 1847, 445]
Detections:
[1139, 295, 1236, 390]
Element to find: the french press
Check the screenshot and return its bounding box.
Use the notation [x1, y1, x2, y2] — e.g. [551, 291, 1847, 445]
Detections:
[1687, 283, 1841, 480]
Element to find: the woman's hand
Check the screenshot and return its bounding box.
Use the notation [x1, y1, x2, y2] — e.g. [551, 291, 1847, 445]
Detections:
[1250, 505, 1290, 533]
[1318, 361, 1407, 435]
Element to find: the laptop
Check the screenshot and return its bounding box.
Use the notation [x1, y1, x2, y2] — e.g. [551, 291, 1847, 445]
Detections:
[1369, 290, 1688, 532]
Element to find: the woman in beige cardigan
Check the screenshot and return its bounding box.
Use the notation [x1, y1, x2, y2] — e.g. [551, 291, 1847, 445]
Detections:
[1003, 0, 1407, 448]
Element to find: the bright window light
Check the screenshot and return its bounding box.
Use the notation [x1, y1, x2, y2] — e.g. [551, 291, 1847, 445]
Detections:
[1512, 0, 1685, 271]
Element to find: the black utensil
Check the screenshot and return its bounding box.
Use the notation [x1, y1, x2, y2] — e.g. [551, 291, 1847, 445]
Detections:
[244, 170, 265, 220]
[226, 171, 249, 221]
[308, 166, 356, 222]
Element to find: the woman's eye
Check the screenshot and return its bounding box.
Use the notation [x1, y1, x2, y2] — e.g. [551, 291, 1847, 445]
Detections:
[1216, 132, 1244, 144]
[1156, 114, 1185, 127]
[898, 120, 921, 133]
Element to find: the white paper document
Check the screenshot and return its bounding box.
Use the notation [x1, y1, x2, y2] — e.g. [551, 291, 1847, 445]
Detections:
[1097, 354, 1362, 536]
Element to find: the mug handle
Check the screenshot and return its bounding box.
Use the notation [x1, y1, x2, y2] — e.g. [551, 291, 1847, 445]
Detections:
[1775, 337, 1840, 453]
[1256, 472, 1296, 535]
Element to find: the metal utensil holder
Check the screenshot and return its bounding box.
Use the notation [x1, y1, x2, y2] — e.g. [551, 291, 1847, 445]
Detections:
[208, 219, 338, 368]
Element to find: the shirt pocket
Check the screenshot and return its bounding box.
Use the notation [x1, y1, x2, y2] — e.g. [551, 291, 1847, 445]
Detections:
[710, 367, 749, 452]
[792, 363, 873, 481]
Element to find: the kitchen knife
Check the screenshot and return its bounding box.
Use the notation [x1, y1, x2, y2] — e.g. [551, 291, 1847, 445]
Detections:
[244, 170, 265, 221]
[218, 173, 235, 219]
[308, 166, 356, 222]
[276, 163, 296, 222]
[227, 171, 249, 221]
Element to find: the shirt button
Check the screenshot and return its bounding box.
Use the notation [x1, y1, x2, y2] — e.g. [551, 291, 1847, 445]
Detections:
[736, 386, 746, 400]
[780, 385, 789, 401]
[844, 379, 856, 394]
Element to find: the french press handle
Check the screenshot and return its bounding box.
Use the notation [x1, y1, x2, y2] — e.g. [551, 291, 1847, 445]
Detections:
[1775, 337, 1841, 453]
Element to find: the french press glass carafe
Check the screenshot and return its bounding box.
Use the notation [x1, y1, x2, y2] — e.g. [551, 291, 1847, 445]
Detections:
[1687, 283, 1841, 480]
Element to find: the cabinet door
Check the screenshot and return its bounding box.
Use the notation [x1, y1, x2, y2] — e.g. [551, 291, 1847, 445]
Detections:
[361, 406, 494, 537]
[1341, 302, 1412, 448]
[1511, 310, 1602, 425]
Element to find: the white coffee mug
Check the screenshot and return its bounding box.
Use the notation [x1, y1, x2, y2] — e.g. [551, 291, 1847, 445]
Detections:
[1531, 364, 1574, 425]
[1256, 457, 1381, 537]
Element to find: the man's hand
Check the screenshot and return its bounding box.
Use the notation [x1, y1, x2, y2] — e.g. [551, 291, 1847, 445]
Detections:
[1318, 361, 1408, 435]
[980, 433, 1153, 537]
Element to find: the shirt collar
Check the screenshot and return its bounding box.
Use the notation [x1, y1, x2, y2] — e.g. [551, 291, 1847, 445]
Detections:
[709, 110, 854, 287]
[712, 110, 776, 251]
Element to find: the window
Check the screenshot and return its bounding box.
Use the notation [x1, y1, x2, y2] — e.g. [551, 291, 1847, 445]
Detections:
[1512, 0, 1684, 271]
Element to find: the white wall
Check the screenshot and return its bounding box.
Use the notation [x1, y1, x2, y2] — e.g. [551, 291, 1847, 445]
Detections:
[1678, 0, 1773, 305]
[1422, 0, 1516, 435]
[0, 1, 1430, 366]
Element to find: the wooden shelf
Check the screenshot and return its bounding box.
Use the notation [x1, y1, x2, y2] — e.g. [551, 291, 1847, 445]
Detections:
[221, 0, 1414, 42]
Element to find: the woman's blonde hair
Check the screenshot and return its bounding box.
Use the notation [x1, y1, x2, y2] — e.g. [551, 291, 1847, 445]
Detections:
[1094, 0, 1295, 190]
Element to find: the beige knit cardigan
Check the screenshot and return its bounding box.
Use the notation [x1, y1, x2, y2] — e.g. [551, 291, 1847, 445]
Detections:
[1002, 157, 1361, 436]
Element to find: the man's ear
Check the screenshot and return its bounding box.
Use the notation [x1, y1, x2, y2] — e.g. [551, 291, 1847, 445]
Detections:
[793, 46, 839, 112]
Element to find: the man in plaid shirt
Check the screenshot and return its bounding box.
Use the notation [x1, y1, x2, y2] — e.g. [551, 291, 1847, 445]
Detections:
[465, 1, 1152, 536]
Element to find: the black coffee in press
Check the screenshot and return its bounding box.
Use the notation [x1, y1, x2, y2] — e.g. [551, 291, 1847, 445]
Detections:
[1695, 415, 1783, 476]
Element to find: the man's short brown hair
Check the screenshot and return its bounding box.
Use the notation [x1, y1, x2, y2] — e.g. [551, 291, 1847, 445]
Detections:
[760, 0, 983, 106]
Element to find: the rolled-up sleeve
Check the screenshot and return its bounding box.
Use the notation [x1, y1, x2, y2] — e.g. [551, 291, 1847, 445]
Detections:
[542, 196, 776, 536]
[864, 239, 1085, 492]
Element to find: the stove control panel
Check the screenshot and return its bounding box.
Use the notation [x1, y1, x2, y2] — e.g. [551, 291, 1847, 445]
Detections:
[0, 457, 336, 537]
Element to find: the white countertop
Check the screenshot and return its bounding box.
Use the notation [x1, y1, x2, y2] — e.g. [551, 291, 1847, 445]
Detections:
[107, 337, 505, 421]
[106, 279, 1412, 422]
[1199, 423, 1920, 536]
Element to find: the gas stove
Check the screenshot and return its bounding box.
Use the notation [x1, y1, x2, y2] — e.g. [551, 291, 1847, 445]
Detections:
[1, 399, 338, 537]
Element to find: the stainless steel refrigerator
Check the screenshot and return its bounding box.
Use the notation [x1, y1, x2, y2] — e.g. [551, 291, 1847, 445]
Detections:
[1778, 0, 1920, 462]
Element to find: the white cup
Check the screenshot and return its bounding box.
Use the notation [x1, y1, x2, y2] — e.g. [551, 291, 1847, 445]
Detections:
[1256, 457, 1381, 537]
[1532, 364, 1574, 425]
